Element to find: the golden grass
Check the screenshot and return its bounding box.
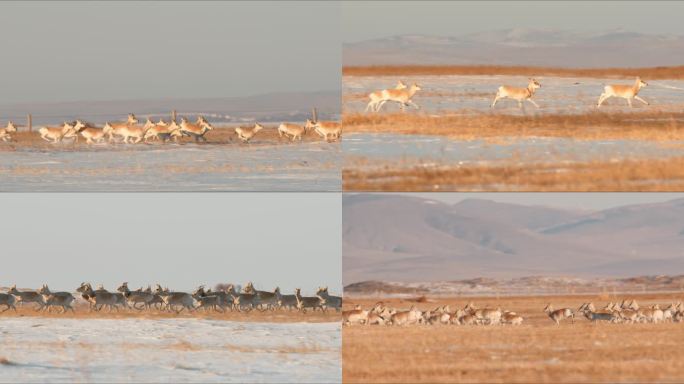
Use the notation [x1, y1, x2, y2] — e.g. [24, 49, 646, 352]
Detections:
[342, 111, 684, 142]
[343, 156, 684, 192]
[343, 65, 684, 79]
[1, 303, 339, 323]
[343, 293, 684, 383]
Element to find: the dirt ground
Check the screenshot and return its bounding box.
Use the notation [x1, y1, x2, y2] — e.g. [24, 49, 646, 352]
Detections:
[343, 293, 684, 383]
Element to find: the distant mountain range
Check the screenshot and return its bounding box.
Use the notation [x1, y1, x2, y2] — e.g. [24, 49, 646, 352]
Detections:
[0, 90, 340, 127]
[343, 28, 684, 67]
[343, 194, 684, 285]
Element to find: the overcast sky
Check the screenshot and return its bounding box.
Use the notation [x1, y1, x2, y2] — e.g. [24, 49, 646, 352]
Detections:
[0, 1, 340, 104]
[343, 1, 684, 42]
[402, 193, 684, 211]
[0, 194, 341, 294]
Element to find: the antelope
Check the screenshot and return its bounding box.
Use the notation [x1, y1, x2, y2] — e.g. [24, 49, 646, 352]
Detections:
[491, 78, 541, 109]
[578, 303, 619, 323]
[367, 83, 422, 112]
[77, 121, 107, 144]
[102, 114, 140, 143]
[502, 311, 524, 326]
[367, 304, 395, 325]
[306, 119, 342, 142]
[235, 123, 264, 143]
[192, 286, 225, 313]
[0, 121, 17, 142]
[179, 117, 213, 142]
[243, 282, 280, 311]
[389, 305, 423, 326]
[294, 288, 324, 313]
[662, 304, 676, 322]
[0, 292, 17, 313]
[277, 290, 299, 311]
[343, 304, 369, 326]
[476, 307, 502, 325]
[39, 121, 84, 143]
[117, 282, 155, 310]
[544, 304, 574, 325]
[226, 284, 257, 311]
[154, 284, 195, 313]
[277, 122, 307, 141]
[316, 286, 342, 312]
[637, 304, 664, 324]
[597, 77, 648, 108]
[76, 283, 121, 312]
[38, 284, 75, 313]
[7, 285, 45, 311]
[143, 121, 183, 143]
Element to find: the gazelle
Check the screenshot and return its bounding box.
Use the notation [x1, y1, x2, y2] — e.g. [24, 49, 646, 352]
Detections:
[597, 77, 649, 108]
[226, 284, 257, 312]
[306, 119, 341, 142]
[77, 121, 107, 144]
[316, 286, 342, 312]
[277, 290, 299, 311]
[0, 121, 17, 142]
[154, 284, 195, 313]
[544, 304, 574, 325]
[117, 282, 155, 310]
[389, 305, 423, 326]
[144, 121, 183, 143]
[8, 285, 45, 311]
[76, 283, 121, 312]
[192, 286, 225, 313]
[235, 123, 264, 143]
[367, 83, 421, 112]
[294, 288, 324, 313]
[578, 303, 619, 323]
[102, 114, 140, 143]
[0, 292, 17, 313]
[343, 305, 369, 326]
[277, 122, 307, 141]
[179, 117, 213, 142]
[491, 78, 541, 109]
[244, 282, 280, 311]
[38, 284, 75, 313]
[39, 121, 84, 143]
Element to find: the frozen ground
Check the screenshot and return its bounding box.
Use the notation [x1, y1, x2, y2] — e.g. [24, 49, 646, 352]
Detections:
[343, 75, 684, 115]
[0, 318, 341, 383]
[0, 142, 340, 191]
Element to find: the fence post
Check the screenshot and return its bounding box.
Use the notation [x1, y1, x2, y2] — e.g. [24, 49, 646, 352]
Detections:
[172, 110, 177, 123]
[311, 107, 318, 123]
[27, 114, 32, 132]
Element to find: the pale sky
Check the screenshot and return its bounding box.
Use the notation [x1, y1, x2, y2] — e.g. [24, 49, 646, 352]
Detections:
[399, 193, 684, 211]
[343, 1, 684, 42]
[0, 1, 341, 104]
[0, 194, 341, 294]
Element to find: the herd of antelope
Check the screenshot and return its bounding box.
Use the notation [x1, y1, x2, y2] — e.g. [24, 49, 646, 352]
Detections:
[0, 114, 341, 145]
[343, 302, 522, 326]
[344, 299, 684, 326]
[365, 77, 652, 112]
[0, 282, 341, 314]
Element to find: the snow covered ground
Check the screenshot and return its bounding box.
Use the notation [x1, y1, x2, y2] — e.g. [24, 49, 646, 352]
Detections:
[0, 318, 341, 383]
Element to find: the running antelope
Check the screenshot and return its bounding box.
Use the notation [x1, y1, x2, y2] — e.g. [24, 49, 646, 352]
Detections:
[597, 77, 649, 108]
[243, 282, 281, 311]
[294, 288, 324, 313]
[8, 285, 45, 310]
[117, 282, 155, 310]
[77, 121, 107, 144]
[367, 83, 422, 112]
[0, 121, 17, 142]
[38, 284, 75, 313]
[235, 123, 264, 143]
[578, 303, 619, 323]
[144, 121, 183, 143]
[277, 122, 307, 141]
[277, 290, 298, 311]
[226, 284, 257, 311]
[491, 78, 542, 109]
[154, 284, 195, 313]
[365, 80, 408, 112]
[76, 283, 121, 312]
[192, 286, 225, 312]
[0, 292, 17, 313]
[544, 304, 574, 325]
[306, 119, 341, 142]
[389, 305, 423, 326]
[316, 286, 342, 312]
[343, 304, 369, 326]
[502, 311, 524, 326]
[179, 117, 213, 142]
[103, 114, 140, 143]
[39, 121, 85, 143]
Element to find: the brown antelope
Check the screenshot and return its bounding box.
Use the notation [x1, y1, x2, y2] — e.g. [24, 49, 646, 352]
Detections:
[0, 121, 17, 142]
[491, 78, 541, 109]
[103, 114, 140, 143]
[77, 121, 107, 144]
[144, 121, 183, 143]
[117, 282, 155, 310]
[544, 304, 574, 325]
[316, 286, 342, 312]
[179, 117, 213, 142]
[578, 303, 619, 323]
[367, 83, 422, 112]
[39, 121, 84, 143]
[8, 285, 45, 311]
[38, 284, 75, 313]
[0, 292, 17, 313]
[294, 288, 324, 313]
[597, 77, 649, 108]
[277, 122, 307, 141]
[389, 305, 423, 326]
[306, 120, 341, 142]
[343, 304, 369, 326]
[235, 123, 264, 143]
[502, 311, 523, 326]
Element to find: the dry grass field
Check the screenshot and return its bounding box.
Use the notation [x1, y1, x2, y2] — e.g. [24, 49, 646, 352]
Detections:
[343, 65, 684, 79]
[1, 302, 339, 323]
[343, 156, 684, 191]
[343, 293, 684, 383]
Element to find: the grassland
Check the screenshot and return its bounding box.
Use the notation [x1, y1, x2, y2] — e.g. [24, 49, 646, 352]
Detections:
[343, 65, 684, 79]
[343, 293, 684, 383]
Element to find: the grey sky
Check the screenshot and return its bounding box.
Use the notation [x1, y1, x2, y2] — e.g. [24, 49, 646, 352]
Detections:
[343, 1, 684, 42]
[400, 193, 684, 211]
[0, 1, 340, 104]
[0, 194, 341, 294]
